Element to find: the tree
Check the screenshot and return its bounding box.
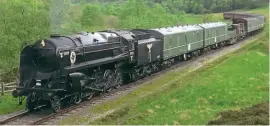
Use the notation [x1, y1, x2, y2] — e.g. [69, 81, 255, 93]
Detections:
[0, 0, 49, 79]
[210, 3, 217, 12]
[49, 0, 71, 34]
[193, 3, 204, 14]
[81, 4, 104, 31]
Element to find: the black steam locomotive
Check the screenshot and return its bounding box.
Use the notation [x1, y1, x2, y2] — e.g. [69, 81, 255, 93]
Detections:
[12, 30, 163, 112]
[12, 12, 265, 112]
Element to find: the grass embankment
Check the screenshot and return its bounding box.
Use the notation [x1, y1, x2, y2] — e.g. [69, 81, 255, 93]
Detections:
[0, 94, 25, 114]
[60, 7, 269, 125]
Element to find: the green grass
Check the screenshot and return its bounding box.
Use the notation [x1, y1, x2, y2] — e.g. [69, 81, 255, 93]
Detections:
[0, 94, 25, 114]
[177, 12, 224, 24]
[236, 6, 269, 18]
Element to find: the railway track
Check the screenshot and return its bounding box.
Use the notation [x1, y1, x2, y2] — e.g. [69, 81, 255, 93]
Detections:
[0, 111, 30, 125]
[0, 33, 263, 125]
[31, 63, 179, 125]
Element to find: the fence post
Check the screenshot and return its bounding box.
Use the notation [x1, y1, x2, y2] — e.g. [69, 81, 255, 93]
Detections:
[1, 82, 4, 96]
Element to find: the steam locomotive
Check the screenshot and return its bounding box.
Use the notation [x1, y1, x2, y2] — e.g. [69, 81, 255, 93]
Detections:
[12, 12, 265, 112]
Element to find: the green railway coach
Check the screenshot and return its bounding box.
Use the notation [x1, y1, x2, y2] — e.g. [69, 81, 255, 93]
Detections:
[152, 25, 204, 60]
[198, 22, 228, 47]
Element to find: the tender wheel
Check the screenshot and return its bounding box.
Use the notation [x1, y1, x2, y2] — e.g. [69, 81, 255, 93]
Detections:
[51, 95, 62, 113]
[26, 94, 36, 112]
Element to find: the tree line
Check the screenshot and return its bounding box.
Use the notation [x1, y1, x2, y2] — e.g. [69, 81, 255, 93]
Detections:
[0, 0, 267, 81]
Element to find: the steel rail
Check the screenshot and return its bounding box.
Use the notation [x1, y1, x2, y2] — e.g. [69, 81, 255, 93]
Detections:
[0, 111, 30, 125]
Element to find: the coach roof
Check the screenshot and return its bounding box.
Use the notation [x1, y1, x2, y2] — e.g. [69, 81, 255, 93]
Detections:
[152, 25, 203, 35]
[198, 22, 227, 29]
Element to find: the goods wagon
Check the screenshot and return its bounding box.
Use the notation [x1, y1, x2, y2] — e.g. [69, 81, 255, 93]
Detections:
[242, 17, 265, 33]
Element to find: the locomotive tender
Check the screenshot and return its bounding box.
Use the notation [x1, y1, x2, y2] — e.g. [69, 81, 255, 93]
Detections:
[12, 12, 266, 112]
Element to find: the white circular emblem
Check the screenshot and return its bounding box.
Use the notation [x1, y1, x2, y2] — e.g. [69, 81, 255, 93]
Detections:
[70, 51, 76, 64]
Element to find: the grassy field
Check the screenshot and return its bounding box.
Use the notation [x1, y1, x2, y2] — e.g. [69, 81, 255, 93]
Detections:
[59, 7, 269, 125]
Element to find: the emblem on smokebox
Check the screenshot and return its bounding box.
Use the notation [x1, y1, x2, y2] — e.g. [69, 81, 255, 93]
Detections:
[70, 51, 76, 64]
[41, 40, 45, 48]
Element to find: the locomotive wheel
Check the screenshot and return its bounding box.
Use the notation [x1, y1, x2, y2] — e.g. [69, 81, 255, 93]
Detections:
[114, 69, 123, 88]
[115, 84, 121, 89]
[26, 94, 36, 112]
[104, 69, 114, 91]
[74, 93, 82, 104]
[82, 92, 94, 100]
[107, 88, 113, 92]
[86, 93, 94, 100]
[51, 95, 62, 113]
